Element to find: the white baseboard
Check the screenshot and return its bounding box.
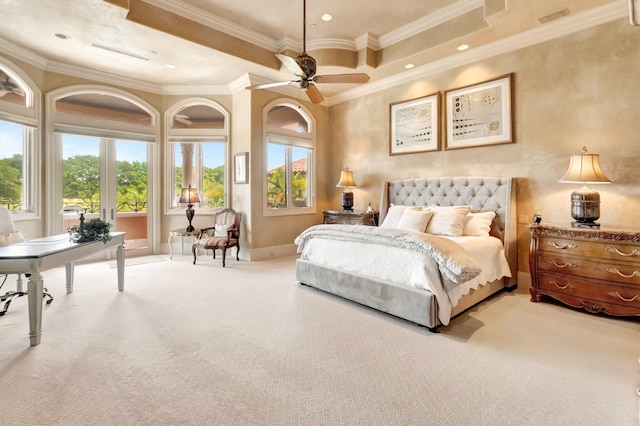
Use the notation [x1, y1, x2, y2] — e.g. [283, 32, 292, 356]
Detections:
[243, 243, 298, 261]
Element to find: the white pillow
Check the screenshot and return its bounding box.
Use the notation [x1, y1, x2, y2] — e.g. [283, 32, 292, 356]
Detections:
[425, 205, 471, 237]
[396, 209, 434, 233]
[380, 205, 420, 229]
[214, 224, 230, 237]
[0, 231, 25, 246]
[463, 211, 496, 237]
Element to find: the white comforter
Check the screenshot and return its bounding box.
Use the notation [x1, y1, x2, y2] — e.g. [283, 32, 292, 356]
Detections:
[295, 225, 511, 325]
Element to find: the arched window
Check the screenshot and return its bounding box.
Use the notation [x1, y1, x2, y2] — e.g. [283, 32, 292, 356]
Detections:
[165, 99, 229, 212]
[0, 60, 39, 218]
[45, 86, 159, 254]
[263, 101, 315, 216]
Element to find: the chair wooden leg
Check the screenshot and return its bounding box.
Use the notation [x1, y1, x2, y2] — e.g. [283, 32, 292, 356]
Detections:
[221, 246, 227, 267]
[192, 244, 197, 264]
[236, 245, 240, 262]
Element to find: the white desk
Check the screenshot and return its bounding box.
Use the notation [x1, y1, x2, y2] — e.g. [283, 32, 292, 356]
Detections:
[0, 232, 125, 346]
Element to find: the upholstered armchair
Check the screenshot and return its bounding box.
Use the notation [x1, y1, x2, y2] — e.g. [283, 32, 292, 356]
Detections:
[0, 206, 53, 316]
[192, 208, 242, 267]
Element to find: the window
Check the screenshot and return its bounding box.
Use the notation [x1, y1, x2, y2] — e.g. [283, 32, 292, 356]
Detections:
[264, 103, 315, 216]
[0, 120, 35, 211]
[0, 63, 38, 217]
[166, 101, 229, 212]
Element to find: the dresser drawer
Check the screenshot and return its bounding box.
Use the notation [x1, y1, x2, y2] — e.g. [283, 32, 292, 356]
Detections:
[537, 271, 640, 315]
[537, 253, 640, 286]
[538, 236, 640, 262]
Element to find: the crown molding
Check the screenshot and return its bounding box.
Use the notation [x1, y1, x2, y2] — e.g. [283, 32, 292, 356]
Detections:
[0, 37, 49, 69]
[378, 0, 484, 48]
[326, 0, 628, 106]
[355, 33, 381, 51]
[144, 0, 280, 51]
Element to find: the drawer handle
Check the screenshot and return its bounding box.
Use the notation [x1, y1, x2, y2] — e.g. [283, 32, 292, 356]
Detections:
[549, 280, 575, 290]
[605, 247, 640, 257]
[545, 259, 576, 268]
[606, 291, 640, 303]
[605, 267, 640, 279]
[546, 241, 576, 250]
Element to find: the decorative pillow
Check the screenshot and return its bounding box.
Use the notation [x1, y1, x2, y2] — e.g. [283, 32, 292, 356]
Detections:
[425, 205, 471, 237]
[0, 231, 25, 247]
[396, 209, 434, 233]
[214, 224, 230, 237]
[380, 205, 420, 229]
[463, 211, 496, 237]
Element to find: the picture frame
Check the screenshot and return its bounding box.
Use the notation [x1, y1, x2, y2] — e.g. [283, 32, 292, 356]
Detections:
[233, 152, 248, 184]
[444, 73, 514, 150]
[389, 92, 440, 155]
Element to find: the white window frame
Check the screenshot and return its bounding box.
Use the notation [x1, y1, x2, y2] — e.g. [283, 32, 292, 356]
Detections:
[164, 98, 230, 214]
[0, 58, 40, 220]
[263, 100, 316, 217]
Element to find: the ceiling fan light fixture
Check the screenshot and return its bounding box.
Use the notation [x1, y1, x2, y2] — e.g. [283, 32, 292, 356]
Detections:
[321, 14, 332, 21]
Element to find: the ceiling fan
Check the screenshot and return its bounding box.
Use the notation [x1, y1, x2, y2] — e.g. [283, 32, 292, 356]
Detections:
[0, 71, 25, 97]
[246, 0, 370, 104]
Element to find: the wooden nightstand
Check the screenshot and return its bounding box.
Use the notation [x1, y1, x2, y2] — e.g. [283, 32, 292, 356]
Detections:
[322, 210, 378, 226]
[529, 223, 640, 317]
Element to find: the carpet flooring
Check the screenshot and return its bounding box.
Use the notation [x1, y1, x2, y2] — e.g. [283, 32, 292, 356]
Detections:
[0, 254, 638, 425]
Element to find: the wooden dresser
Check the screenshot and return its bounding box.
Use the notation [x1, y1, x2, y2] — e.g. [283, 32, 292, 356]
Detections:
[529, 223, 640, 317]
[322, 210, 378, 226]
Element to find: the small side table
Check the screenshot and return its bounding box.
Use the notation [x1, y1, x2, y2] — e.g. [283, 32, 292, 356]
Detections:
[322, 210, 378, 226]
[169, 228, 199, 259]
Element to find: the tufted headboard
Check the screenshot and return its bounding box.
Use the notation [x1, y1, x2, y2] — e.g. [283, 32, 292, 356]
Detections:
[379, 177, 517, 286]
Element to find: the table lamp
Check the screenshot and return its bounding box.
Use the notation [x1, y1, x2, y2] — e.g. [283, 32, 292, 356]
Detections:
[336, 168, 358, 212]
[179, 185, 200, 232]
[559, 146, 611, 228]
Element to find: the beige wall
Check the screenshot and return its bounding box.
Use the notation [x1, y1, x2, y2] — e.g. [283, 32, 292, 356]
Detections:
[328, 18, 640, 278]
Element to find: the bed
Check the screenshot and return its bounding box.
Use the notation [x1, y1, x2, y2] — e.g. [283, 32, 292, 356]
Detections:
[295, 176, 517, 331]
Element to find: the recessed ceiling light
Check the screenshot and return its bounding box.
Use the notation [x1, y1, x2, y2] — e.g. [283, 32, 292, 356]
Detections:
[55, 33, 70, 40]
[321, 13, 332, 21]
[457, 44, 469, 51]
[165, 64, 176, 69]
[404, 63, 415, 69]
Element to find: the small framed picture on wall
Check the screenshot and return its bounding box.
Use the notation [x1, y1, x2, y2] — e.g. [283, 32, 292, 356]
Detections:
[389, 92, 440, 155]
[234, 152, 248, 184]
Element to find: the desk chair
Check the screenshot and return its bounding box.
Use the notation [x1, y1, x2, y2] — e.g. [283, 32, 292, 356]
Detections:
[0, 206, 53, 316]
[192, 208, 242, 267]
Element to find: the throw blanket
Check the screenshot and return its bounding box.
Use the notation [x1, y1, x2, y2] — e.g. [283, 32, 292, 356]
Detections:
[295, 224, 481, 285]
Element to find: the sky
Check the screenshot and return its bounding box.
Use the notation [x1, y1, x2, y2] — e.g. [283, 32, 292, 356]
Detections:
[2, 120, 302, 170]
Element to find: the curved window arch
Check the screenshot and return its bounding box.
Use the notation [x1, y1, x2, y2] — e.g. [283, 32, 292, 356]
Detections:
[45, 85, 159, 254]
[165, 98, 229, 213]
[0, 58, 40, 218]
[263, 100, 315, 216]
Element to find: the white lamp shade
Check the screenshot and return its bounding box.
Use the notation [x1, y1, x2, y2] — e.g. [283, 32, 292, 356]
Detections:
[559, 152, 611, 184]
[336, 169, 358, 188]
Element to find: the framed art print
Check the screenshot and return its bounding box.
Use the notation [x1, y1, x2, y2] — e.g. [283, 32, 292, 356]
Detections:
[444, 74, 514, 150]
[234, 152, 248, 184]
[389, 92, 440, 155]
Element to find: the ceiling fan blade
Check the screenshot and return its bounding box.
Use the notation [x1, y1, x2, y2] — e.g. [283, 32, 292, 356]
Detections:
[246, 80, 299, 90]
[305, 84, 324, 104]
[314, 73, 370, 84]
[276, 53, 306, 78]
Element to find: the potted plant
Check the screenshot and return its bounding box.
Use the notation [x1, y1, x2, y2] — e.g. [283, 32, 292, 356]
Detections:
[68, 218, 112, 243]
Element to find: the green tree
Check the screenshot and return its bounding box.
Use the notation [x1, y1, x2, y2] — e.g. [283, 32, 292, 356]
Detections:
[0, 157, 22, 206]
[63, 155, 100, 201]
